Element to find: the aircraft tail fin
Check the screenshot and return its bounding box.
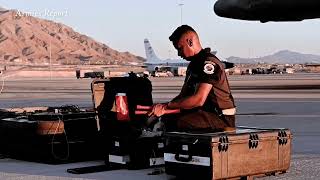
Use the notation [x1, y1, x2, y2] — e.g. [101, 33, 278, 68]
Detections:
[144, 39, 162, 63]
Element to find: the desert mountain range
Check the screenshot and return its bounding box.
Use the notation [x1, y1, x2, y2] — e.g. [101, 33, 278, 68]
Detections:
[0, 7, 145, 65]
[1, 7, 319, 66]
[227, 50, 320, 64]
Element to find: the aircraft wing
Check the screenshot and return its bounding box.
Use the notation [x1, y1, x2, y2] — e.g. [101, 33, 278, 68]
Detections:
[214, 0, 320, 22]
[222, 61, 234, 69]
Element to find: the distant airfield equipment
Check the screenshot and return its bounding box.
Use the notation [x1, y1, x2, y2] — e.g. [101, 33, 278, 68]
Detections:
[83, 71, 104, 79]
[76, 69, 81, 79]
[214, 0, 320, 22]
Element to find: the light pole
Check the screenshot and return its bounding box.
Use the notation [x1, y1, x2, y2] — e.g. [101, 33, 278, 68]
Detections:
[178, 2, 184, 24]
[49, 39, 52, 80]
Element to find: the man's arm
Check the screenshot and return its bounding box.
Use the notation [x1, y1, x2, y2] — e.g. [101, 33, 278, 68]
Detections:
[172, 83, 188, 101]
[149, 83, 212, 117]
[168, 83, 212, 109]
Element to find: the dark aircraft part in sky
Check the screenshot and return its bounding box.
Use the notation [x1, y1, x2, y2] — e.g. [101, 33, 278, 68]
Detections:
[214, 0, 320, 22]
[223, 61, 234, 69]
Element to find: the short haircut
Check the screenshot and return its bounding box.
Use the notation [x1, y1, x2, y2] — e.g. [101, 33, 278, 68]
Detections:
[169, 25, 196, 43]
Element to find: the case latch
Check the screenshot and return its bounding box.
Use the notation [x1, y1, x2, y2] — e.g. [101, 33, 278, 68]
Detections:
[218, 135, 229, 152]
[249, 133, 259, 149]
[278, 130, 288, 145]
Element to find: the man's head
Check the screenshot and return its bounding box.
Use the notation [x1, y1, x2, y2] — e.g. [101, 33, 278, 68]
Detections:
[169, 25, 202, 60]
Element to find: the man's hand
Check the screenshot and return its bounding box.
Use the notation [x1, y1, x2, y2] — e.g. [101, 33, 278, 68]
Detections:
[148, 103, 167, 117]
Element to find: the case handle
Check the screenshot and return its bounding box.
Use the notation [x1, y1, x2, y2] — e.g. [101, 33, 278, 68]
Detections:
[175, 153, 192, 162]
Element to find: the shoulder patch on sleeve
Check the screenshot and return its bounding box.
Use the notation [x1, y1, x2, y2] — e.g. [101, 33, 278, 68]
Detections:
[203, 62, 215, 74]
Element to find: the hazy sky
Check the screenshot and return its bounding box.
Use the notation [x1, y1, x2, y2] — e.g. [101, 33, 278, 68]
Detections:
[1, 0, 319, 59]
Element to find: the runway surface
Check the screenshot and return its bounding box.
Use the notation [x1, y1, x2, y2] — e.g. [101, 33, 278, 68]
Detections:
[0, 73, 320, 179]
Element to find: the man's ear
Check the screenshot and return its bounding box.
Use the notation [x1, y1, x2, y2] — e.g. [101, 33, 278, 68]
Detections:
[187, 39, 193, 47]
[186, 39, 193, 47]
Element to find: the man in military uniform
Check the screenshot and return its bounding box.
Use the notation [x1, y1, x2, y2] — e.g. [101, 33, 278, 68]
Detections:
[150, 25, 236, 132]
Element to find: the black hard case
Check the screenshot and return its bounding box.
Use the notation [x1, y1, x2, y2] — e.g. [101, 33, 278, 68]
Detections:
[91, 76, 153, 134]
[91, 77, 164, 169]
[0, 111, 99, 164]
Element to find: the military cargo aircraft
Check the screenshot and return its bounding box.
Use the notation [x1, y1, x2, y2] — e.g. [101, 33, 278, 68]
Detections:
[143, 39, 234, 76]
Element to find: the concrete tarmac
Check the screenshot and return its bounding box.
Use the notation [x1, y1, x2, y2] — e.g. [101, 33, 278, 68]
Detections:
[0, 73, 320, 179]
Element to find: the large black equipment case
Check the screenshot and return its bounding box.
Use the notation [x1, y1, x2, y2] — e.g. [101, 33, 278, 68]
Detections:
[108, 136, 165, 169]
[91, 76, 153, 133]
[0, 109, 101, 164]
[91, 76, 164, 169]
